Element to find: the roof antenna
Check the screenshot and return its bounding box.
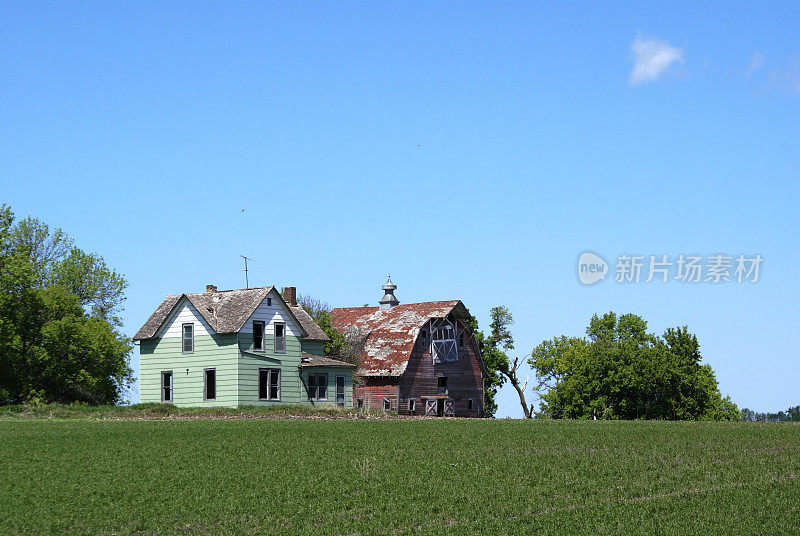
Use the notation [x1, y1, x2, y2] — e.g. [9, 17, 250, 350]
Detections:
[240, 255, 252, 289]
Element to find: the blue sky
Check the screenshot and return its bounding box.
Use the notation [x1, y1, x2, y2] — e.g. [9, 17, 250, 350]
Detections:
[2, 2, 798, 417]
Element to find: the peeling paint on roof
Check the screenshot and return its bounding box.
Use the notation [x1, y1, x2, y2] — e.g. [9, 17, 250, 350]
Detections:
[330, 301, 468, 376]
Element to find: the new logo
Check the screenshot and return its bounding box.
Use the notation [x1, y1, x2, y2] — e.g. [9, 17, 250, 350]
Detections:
[578, 252, 608, 285]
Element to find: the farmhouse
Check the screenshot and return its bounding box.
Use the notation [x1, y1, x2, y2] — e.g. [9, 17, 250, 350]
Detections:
[133, 285, 355, 407]
[331, 278, 486, 417]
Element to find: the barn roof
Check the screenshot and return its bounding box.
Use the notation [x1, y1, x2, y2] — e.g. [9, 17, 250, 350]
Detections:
[133, 286, 327, 342]
[330, 301, 470, 376]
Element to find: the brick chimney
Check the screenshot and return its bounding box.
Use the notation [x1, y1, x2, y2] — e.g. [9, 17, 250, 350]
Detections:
[283, 286, 297, 306]
[206, 284, 217, 293]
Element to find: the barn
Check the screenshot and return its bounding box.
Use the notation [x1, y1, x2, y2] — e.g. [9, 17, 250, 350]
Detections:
[331, 278, 486, 417]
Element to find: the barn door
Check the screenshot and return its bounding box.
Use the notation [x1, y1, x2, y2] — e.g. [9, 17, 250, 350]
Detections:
[444, 398, 455, 417]
[425, 399, 437, 416]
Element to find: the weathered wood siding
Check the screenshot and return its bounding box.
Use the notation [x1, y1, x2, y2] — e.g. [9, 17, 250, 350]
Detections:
[354, 377, 400, 411]
[398, 319, 484, 417]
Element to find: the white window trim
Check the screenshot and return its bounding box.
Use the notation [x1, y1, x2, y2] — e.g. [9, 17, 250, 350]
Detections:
[409, 398, 416, 412]
[383, 398, 391, 411]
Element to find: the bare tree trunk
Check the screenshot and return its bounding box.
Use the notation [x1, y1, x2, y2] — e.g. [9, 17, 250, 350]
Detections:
[501, 357, 534, 419]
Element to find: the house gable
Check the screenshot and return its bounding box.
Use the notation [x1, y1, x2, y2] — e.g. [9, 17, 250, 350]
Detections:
[155, 297, 215, 339]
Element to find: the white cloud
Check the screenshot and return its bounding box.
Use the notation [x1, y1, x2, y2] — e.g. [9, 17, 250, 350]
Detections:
[746, 52, 764, 77]
[629, 33, 684, 85]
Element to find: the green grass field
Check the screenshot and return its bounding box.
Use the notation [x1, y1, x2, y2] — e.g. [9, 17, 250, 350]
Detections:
[1, 418, 798, 535]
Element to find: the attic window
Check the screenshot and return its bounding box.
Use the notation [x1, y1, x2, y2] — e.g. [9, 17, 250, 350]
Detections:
[182, 323, 194, 354]
[431, 318, 458, 363]
[459, 332, 464, 347]
[420, 330, 428, 347]
[267, 297, 272, 307]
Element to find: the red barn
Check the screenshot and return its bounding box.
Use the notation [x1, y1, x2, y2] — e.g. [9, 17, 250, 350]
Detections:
[330, 278, 486, 417]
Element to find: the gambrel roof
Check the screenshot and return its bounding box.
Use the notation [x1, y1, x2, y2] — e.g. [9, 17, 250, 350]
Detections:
[133, 286, 328, 342]
[330, 301, 471, 376]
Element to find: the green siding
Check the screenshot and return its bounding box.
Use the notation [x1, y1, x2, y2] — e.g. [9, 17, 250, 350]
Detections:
[301, 340, 324, 356]
[301, 368, 354, 408]
[140, 333, 353, 408]
[139, 334, 239, 407]
[238, 334, 306, 405]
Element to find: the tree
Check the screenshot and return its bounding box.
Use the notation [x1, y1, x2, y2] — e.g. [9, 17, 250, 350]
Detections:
[9, 216, 127, 326]
[297, 293, 362, 365]
[0, 205, 133, 405]
[529, 312, 739, 421]
[469, 306, 534, 418]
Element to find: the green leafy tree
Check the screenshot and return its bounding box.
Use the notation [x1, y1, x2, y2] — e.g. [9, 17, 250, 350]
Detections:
[297, 293, 361, 364]
[9, 216, 127, 326]
[0, 205, 133, 405]
[529, 312, 739, 420]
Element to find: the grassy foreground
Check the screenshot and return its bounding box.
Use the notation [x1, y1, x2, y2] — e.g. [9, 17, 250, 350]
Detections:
[0, 419, 798, 535]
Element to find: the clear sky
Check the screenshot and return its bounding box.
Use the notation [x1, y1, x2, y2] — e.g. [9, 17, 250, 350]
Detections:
[2, 2, 798, 417]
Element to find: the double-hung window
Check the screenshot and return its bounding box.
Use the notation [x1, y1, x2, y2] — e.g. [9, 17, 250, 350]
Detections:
[274, 322, 286, 353]
[182, 323, 194, 354]
[308, 374, 327, 401]
[253, 321, 265, 351]
[259, 368, 281, 400]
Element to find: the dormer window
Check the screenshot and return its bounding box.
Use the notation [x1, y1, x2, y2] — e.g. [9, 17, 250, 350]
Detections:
[253, 321, 265, 351]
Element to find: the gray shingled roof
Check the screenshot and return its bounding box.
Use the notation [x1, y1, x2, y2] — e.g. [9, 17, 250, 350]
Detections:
[133, 286, 319, 341]
[288, 305, 330, 342]
[299, 352, 357, 368]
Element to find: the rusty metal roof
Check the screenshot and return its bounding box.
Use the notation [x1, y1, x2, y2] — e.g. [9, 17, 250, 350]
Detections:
[330, 301, 468, 377]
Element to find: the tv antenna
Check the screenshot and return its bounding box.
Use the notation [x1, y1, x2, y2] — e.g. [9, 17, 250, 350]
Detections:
[240, 255, 252, 289]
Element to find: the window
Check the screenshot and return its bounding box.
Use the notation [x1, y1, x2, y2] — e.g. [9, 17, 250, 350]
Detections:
[431, 318, 458, 363]
[259, 368, 280, 400]
[383, 398, 391, 411]
[182, 323, 194, 354]
[253, 321, 265, 351]
[335, 376, 346, 407]
[308, 374, 328, 400]
[438, 376, 448, 389]
[420, 329, 428, 347]
[267, 297, 272, 306]
[161, 371, 173, 403]
[357, 398, 364, 409]
[204, 369, 216, 401]
[274, 322, 286, 353]
[409, 398, 416, 412]
[468, 398, 474, 411]
[459, 332, 465, 348]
